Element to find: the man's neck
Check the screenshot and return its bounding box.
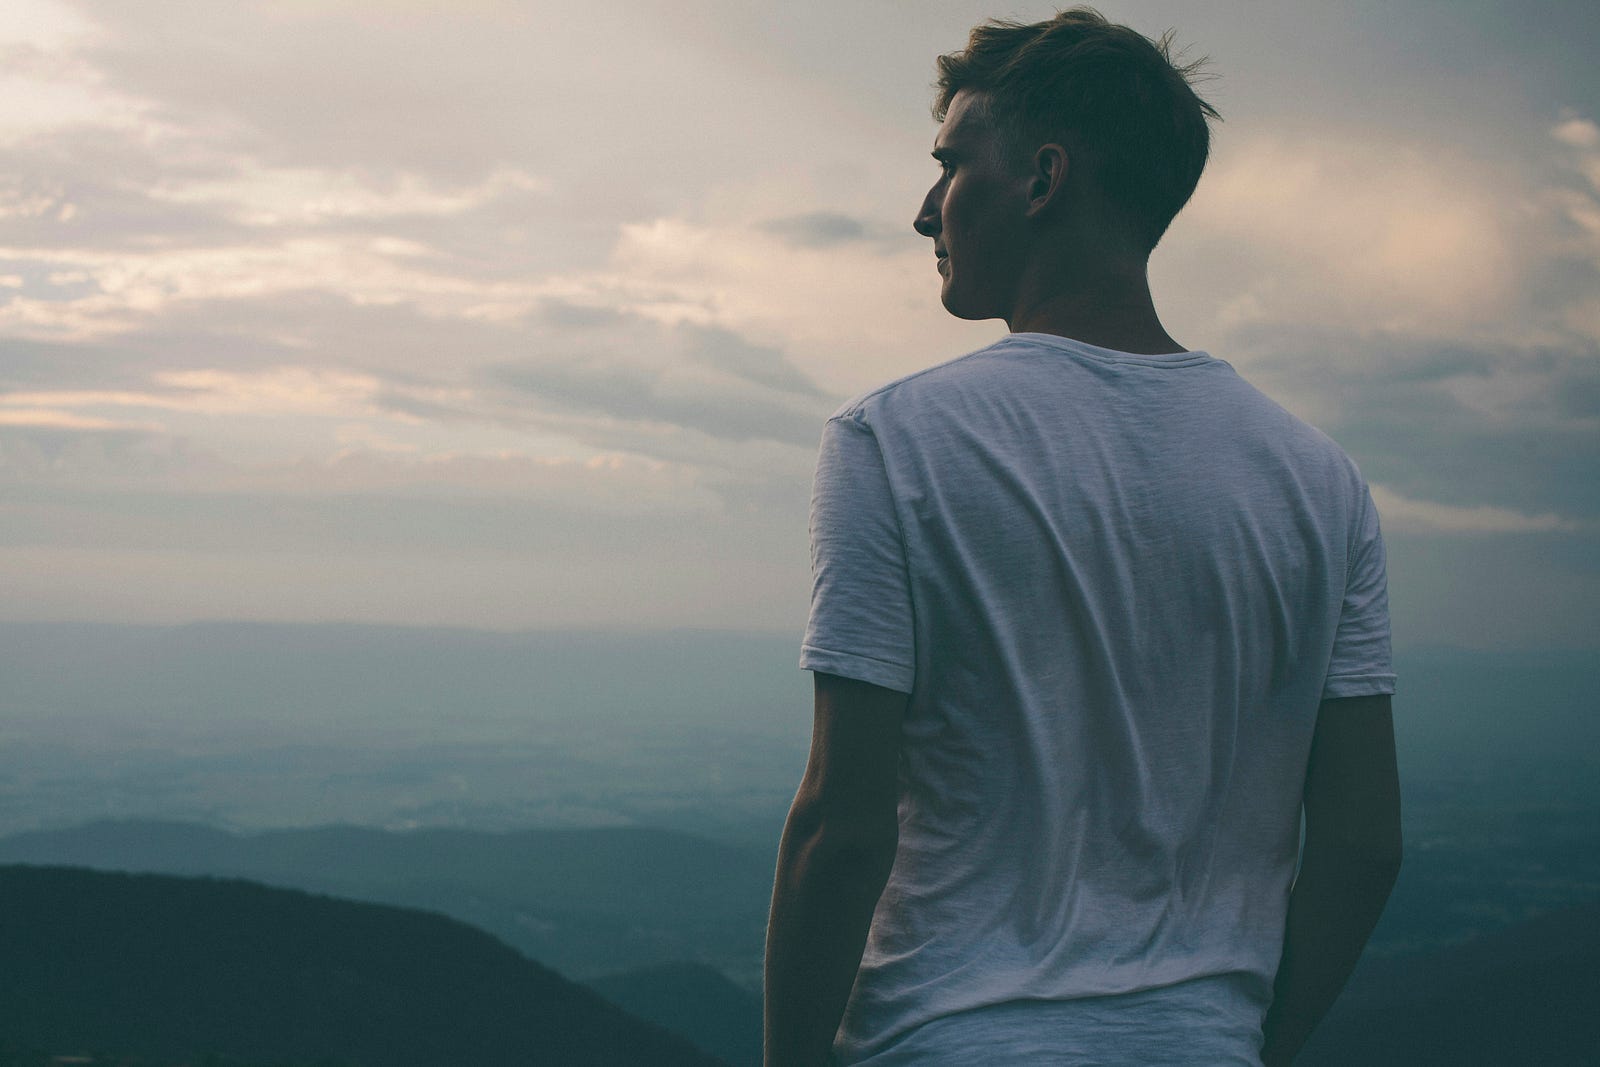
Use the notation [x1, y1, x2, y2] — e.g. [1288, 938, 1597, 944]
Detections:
[1006, 268, 1186, 356]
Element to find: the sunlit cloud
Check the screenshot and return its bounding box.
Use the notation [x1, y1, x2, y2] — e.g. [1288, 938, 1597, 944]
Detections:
[1372, 484, 1584, 535]
[0, 238, 536, 340]
[155, 365, 384, 415]
[0, 0, 96, 50]
[1174, 129, 1524, 339]
[147, 163, 547, 227]
[599, 215, 998, 394]
[0, 407, 156, 430]
[0, 1, 158, 147]
[0, 0, 1592, 642]
[1540, 108, 1600, 342]
[0, 177, 75, 222]
[1552, 110, 1600, 161]
[333, 422, 419, 455]
[3, 365, 385, 418]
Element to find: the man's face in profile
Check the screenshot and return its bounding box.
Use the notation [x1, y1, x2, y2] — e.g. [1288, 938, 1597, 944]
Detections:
[913, 88, 1028, 322]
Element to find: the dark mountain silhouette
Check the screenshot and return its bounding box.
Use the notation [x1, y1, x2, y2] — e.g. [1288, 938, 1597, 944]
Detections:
[0, 1042, 300, 1066]
[0, 819, 772, 986]
[1298, 898, 1600, 1065]
[590, 961, 763, 1067]
[0, 865, 727, 1067]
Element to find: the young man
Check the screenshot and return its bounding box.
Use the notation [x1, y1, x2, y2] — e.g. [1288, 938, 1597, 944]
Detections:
[765, 8, 1401, 1067]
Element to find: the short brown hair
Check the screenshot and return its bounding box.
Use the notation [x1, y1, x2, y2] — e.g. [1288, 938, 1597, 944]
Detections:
[935, 6, 1221, 254]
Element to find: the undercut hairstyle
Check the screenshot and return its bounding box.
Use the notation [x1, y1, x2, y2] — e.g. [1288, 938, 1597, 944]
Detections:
[935, 6, 1222, 255]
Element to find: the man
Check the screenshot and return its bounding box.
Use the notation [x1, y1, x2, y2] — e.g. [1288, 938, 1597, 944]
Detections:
[765, 8, 1400, 1067]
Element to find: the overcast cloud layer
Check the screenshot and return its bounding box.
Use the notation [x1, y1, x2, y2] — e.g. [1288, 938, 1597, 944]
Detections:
[0, 0, 1596, 649]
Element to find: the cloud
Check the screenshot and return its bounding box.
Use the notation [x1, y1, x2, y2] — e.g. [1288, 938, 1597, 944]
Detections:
[0, 423, 228, 488]
[0, 235, 539, 341]
[0, 24, 152, 147]
[603, 215, 1000, 395]
[0, 175, 72, 222]
[1552, 111, 1600, 152]
[146, 163, 547, 228]
[487, 326, 827, 449]
[1, 364, 386, 418]
[760, 212, 879, 249]
[0, 132, 258, 256]
[0, 2, 967, 481]
[1539, 108, 1600, 342]
[1167, 128, 1526, 341]
[535, 299, 624, 330]
[0, 407, 155, 430]
[1371, 484, 1583, 535]
[0, 0, 96, 51]
[0, 0, 1592, 641]
[0, 418, 720, 515]
[678, 323, 827, 398]
[1220, 323, 1600, 522]
[3, 281, 829, 482]
[58, 0, 868, 201]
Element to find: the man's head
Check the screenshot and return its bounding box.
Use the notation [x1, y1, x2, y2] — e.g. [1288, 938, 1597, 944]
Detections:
[914, 6, 1220, 321]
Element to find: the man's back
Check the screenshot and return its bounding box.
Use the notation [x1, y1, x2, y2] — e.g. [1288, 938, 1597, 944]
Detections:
[764, 15, 1399, 1065]
[800, 332, 1395, 1063]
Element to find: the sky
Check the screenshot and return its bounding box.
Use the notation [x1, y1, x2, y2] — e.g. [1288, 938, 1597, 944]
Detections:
[0, 0, 1595, 651]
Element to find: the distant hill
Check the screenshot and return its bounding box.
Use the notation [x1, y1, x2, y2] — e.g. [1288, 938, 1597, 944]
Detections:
[0, 819, 773, 987]
[1298, 899, 1600, 1065]
[590, 962, 763, 1067]
[0, 865, 726, 1067]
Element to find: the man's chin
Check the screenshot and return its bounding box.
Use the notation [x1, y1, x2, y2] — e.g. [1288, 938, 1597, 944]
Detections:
[940, 290, 1002, 322]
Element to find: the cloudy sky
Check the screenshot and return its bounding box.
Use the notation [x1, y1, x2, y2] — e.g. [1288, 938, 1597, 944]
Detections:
[0, 0, 1595, 651]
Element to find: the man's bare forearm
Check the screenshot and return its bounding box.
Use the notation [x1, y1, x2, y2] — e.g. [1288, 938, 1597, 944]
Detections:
[1260, 845, 1401, 1066]
[763, 806, 896, 1067]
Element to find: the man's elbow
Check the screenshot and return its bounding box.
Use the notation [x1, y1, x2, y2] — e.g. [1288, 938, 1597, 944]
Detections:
[1309, 826, 1403, 889]
[815, 803, 900, 862]
[784, 789, 899, 869]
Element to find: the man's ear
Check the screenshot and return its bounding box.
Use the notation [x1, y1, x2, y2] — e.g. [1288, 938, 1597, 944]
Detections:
[1026, 144, 1069, 217]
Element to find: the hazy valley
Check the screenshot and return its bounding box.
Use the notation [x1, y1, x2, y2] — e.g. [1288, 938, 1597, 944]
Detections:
[2, 621, 1596, 1064]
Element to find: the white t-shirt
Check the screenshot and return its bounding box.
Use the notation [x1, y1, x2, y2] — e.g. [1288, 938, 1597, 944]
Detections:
[800, 332, 1395, 1066]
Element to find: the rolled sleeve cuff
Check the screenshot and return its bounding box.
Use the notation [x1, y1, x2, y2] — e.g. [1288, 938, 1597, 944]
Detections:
[1320, 672, 1398, 701]
[800, 644, 914, 694]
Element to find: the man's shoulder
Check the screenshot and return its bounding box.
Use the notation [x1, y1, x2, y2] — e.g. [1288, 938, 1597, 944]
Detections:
[827, 336, 1017, 423]
[1227, 373, 1368, 481]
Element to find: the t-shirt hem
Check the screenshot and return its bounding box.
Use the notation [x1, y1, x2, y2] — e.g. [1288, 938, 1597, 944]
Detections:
[1320, 673, 1398, 700]
[837, 970, 1269, 1066]
[801, 645, 914, 694]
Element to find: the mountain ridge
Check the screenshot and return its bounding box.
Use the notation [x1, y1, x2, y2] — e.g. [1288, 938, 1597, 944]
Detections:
[0, 818, 773, 988]
[0, 864, 728, 1067]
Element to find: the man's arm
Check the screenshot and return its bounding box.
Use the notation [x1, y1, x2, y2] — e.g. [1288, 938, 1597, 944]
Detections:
[1261, 693, 1402, 1066]
[764, 672, 907, 1067]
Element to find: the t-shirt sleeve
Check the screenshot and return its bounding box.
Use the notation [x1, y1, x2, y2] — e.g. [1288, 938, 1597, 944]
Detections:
[1321, 480, 1397, 701]
[799, 413, 916, 694]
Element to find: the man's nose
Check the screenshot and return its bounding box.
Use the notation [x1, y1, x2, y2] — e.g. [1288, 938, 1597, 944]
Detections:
[913, 188, 940, 238]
